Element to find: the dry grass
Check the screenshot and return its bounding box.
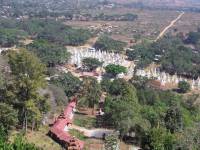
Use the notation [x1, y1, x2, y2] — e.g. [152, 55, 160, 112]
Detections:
[65, 8, 200, 44]
[25, 126, 62, 150]
[9, 126, 62, 150]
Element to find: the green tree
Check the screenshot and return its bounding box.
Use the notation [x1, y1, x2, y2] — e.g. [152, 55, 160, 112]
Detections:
[100, 77, 112, 92]
[0, 103, 18, 131]
[148, 127, 176, 150]
[105, 64, 127, 77]
[103, 79, 149, 136]
[164, 104, 183, 133]
[0, 70, 5, 88]
[176, 124, 200, 150]
[27, 40, 71, 67]
[94, 36, 126, 53]
[79, 77, 101, 113]
[185, 31, 200, 44]
[104, 98, 146, 136]
[50, 72, 81, 98]
[8, 49, 48, 132]
[104, 133, 119, 150]
[49, 84, 68, 106]
[82, 57, 103, 71]
[178, 81, 190, 93]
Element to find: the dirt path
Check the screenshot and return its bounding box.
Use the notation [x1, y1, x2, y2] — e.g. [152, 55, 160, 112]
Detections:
[69, 124, 113, 138]
[155, 11, 185, 41]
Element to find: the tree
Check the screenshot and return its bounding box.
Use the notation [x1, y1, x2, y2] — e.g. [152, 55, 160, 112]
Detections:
[164, 104, 183, 133]
[0, 28, 27, 47]
[176, 124, 200, 150]
[101, 77, 112, 92]
[0, 103, 18, 131]
[50, 72, 81, 98]
[148, 127, 176, 150]
[8, 49, 48, 132]
[103, 79, 149, 136]
[27, 40, 71, 67]
[105, 64, 127, 77]
[79, 77, 101, 113]
[94, 36, 126, 53]
[185, 31, 200, 44]
[49, 84, 68, 106]
[0, 70, 5, 88]
[82, 57, 103, 71]
[109, 79, 137, 99]
[104, 98, 144, 136]
[104, 133, 119, 150]
[178, 81, 190, 93]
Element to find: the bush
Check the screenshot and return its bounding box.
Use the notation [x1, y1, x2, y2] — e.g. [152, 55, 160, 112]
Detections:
[105, 64, 127, 77]
[82, 57, 103, 71]
[94, 36, 126, 52]
[178, 81, 190, 93]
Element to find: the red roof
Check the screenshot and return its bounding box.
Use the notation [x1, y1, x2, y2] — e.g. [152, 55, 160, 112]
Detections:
[50, 98, 84, 149]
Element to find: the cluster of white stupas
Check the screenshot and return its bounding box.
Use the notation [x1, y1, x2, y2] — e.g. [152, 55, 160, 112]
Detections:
[136, 68, 200, 89]
[0, 47, 10, 54]
[68, 48, 129, 67]
[67, 47, 200, 90]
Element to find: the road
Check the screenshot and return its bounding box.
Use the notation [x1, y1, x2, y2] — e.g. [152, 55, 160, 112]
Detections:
[69, 124, 114, 138]
[155, 11, 185, 41]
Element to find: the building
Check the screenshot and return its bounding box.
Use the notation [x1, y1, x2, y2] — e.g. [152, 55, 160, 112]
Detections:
[49, 98, 84, 150]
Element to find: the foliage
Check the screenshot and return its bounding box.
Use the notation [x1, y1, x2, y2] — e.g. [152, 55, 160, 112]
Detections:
[0, 103, 18, 131]
[79, 77, 101, 110]
[176, 124, 200, 150]
[37, 21, 92, 46]
[0, 70, 5, 88]
[8, 49, 49, 131]
[0, 19, 92, 47]
[148, 127, 176, 150]
[27, 40, 71, 67]
[185, 31, 200, 44]
[12, 135, 43, 150]
[178, 81, 191, 93]
[0, 127, 42, 150]
[127, 36, 200, 78]
[129, 76, 200, 149]
[74, 114, 96, 129]
[126, 40, 154, 68]
[94, 36, 126, 52]
[164, 104, 183, 133]
[103, 79, 149, 136]
[0, 28, 27, 47]
[105, 64, 127, 77]
[50, 72, 81, 98]
[104, 133, 119, 150]
[68, 129, 86, 141]
[82, 57, 103, 71]
[95, 13, 138, 21]
[129, 76, 149, 89]
[100, 77, 112, 92]
[48, 84, 68, 106]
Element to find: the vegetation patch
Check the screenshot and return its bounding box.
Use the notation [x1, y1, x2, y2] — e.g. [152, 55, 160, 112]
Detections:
[68, 129, 87, 141]
[74, 114, 96, 129]
[94, 36, 127, 52]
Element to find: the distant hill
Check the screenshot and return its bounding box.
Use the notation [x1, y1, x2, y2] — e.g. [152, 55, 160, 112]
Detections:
[109, 0, 200, 9]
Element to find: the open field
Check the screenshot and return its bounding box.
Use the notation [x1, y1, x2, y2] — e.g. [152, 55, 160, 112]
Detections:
[170, 12, 200, 33]
[65, 8, 200, 44]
